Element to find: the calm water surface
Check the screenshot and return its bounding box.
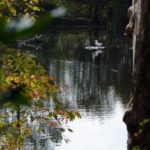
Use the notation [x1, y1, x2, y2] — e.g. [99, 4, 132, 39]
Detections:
[35, 27, 132, 150]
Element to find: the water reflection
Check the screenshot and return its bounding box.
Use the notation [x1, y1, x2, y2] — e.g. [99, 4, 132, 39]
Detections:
[34, 27, 132, 150]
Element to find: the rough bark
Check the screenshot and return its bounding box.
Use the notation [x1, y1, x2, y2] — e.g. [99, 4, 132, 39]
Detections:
[123, 0, 150, 150]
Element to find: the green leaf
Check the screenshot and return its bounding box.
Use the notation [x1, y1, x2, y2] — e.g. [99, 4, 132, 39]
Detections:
[59, 128, 65, 132]
[32, 6, 40, 11]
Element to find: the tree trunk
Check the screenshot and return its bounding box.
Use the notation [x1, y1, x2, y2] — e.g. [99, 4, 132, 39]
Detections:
[123, 0, 150, 149]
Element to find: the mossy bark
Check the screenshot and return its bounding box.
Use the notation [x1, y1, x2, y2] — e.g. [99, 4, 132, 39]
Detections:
[123, 0, 150, 149]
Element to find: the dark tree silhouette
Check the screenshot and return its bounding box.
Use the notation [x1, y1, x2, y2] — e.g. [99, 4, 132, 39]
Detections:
[123, 0, 150, 149]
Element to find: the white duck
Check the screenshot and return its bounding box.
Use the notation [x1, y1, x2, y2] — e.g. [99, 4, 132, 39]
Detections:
[95, 40, 102, 47]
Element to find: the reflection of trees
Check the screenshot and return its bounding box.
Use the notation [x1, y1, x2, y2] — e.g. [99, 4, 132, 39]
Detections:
[37, 28, 132, 118]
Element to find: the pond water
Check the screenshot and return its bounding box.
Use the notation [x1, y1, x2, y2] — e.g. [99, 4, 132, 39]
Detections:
[34, 27, 132, 150]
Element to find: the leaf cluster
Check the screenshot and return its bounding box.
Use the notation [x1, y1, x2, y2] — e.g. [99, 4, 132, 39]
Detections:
[0, 49, 80, 149]
[0, 1, 79, 148]
[0, 0, 43, 19]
